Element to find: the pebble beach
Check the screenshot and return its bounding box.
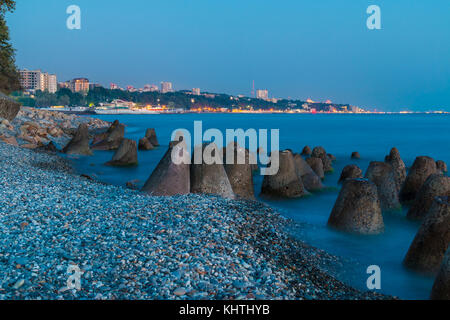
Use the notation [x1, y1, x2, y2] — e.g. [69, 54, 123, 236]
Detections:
[0, 136, 388, 300]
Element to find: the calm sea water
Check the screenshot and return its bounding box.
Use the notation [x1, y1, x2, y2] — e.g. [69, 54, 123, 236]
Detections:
[69, 113, 449, 300]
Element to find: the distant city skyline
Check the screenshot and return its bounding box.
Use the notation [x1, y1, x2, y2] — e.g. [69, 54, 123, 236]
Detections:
[6, 1, 450, 111]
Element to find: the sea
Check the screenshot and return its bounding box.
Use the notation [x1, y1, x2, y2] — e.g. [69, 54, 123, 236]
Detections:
[68, 113, 449, 300]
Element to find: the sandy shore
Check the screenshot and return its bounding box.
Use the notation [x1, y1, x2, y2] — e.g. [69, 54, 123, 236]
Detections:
[0, 138, 390, 300]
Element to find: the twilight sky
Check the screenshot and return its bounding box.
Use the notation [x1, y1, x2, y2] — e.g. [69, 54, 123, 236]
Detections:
[6, 0, 450, 111]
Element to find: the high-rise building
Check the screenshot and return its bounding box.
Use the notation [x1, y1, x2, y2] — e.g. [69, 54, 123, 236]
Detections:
[143, 84, 159, 92]
[19, 69, 42, 92]
[19, 69, 57, 93]
[69, 78, 90, 93]
[47, 74, 57, 93]
[160, 82, 173, 93]
[40, 73, 57, 93]
[192, 88, 201, 95]
[256, 89, 269, 100]
[58, 82, 70, 90]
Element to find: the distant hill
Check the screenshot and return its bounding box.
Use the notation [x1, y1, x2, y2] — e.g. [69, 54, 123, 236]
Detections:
[12, 87, 357, 112]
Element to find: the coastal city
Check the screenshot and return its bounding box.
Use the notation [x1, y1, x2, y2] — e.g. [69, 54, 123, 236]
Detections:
[16, 68, 448, 115]
[17, 67, 373, 115]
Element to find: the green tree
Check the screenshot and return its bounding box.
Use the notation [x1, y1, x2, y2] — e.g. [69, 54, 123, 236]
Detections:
[58, 95, 70, 107]
[0, 0, 15, 15]
[34, 90, 57, 107]
[0, 0, 20, 94]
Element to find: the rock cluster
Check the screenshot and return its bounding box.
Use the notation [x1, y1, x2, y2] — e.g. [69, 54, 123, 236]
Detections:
[436, 160, 448, 174]
[91, 120, 125, 150]
[311, 146, 333, 173]
[431, 247, 450, 300]
[385, 147, 406, 192]
[37, 141, 59, 153]
[306, 157, 324, 180]
[191, 143, 235, 199]
[62, 124, 92, 156]
[407, 175, 450, 220]
[0, 92, 20, 121]
[328, 179, 384, 235]
[338, 164, 363, 184]
[301, 145, 312, 156]
[400, 156, 438, 203]
[138, 128, 159, 150]
[142, 139, 190, 196]
[105, 138, 138, 166]
[404, 196, 450, 274]
[145, 128, 160, 146]
[223, 142, 255, 200]
[261, 150, 307, 198]
[365, 161, 401, 211]
[351, 152, 361, 160]
[138, 137, 154, 150]
[293, 153, 323, 192]
[0, 107, 108, 150]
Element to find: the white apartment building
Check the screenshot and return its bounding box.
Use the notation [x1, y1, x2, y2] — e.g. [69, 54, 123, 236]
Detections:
[192, 88, 201, 95]
[256, 89, 269, 100]
[160, 82, 173, 93]
[40, 73, 57, 93]
[19, 69, 57, 93]
[143, 84, 159, 92]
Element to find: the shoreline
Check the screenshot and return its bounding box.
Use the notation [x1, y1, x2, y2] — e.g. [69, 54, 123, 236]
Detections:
[69, 110, 450, 116]
[0, 140, 390, 300]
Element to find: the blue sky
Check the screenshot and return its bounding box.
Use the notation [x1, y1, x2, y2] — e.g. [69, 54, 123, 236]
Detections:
[6, 0, 450, 111]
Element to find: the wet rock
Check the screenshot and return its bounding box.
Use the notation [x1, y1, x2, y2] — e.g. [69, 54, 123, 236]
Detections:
[328, 179, 384, 235]
[91, 120, 125, 150]
[174, 287, 187, 296]
[21, 143, 38, 149]
[0, 135, 18, 146]
[12, 279, 25, 290]
[191, 143, 235, 199]
[261, 150, 307, 198]
[385, 147, 406, 192]
[407, 174, 450, 220]
[328, 154, 336, 162]
[404, 196, 450, 274]
[138, 137, 154, 150]
[301, 146, 312, 156]
[224, 142, 255, 200]
[365, 161, 401, 211]
[351, 152, 360, 159]
[47, 126, 64, 138]
[312, 146, 333, 172]
[145, 128, 159, 147]
[62, 123, 92, 156]
[142, 138, 190, 196]
[0, 92, 21, 121]
[306, 157, 324, 180]
[431, 247, 450, 300]
[293, 154, 323, 191]
[436, 160, 447, 174]
[37, 141, 59, 153]
[339, 164, 363, 184]
[400, 156, 438, 203]
[105, 139, 138, 166]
